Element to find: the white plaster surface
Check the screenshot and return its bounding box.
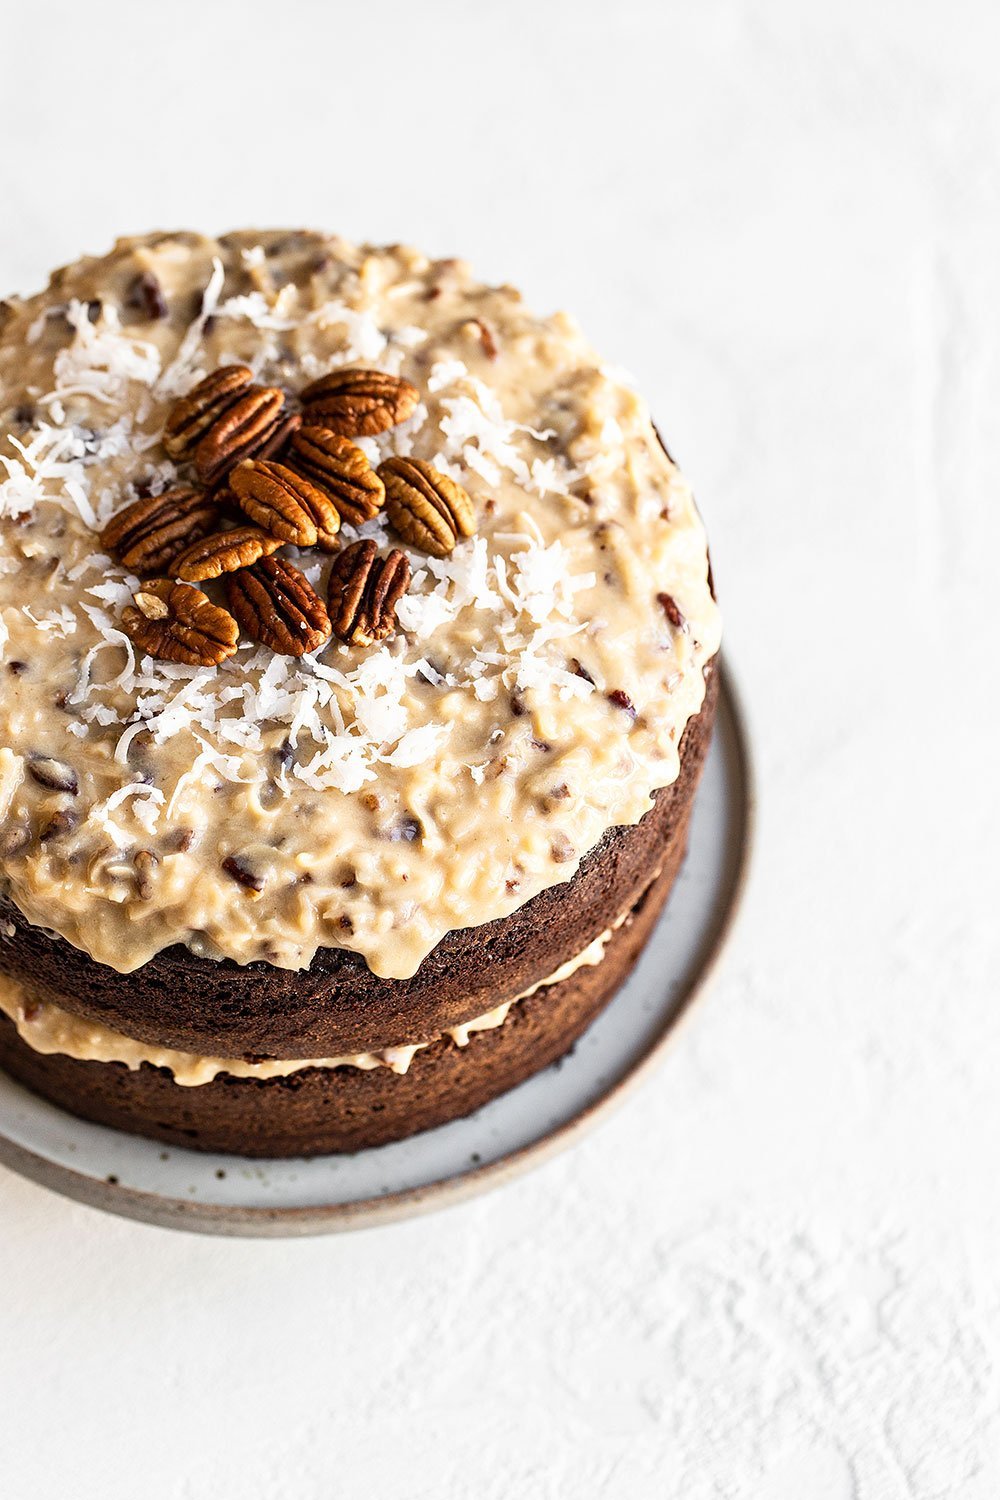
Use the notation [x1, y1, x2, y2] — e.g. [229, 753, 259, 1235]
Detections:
[0, 1, 997, 1494]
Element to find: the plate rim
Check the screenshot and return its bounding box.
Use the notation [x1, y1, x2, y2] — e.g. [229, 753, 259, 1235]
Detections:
[0, 657, 755, 1238]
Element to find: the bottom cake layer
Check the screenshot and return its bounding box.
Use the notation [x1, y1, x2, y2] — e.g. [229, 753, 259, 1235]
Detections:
[0, 839, 685, 1157]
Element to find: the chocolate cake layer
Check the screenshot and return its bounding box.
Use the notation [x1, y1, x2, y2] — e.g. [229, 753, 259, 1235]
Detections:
[0, 848, 683, 1157]
[0, 664, 717, 1059]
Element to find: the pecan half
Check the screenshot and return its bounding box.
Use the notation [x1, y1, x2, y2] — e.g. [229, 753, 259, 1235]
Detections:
[0, 823, 31, 858]
[378, 457, 476, 557]
[286, 426, 385, 527]
[195, 390, 299, 487]
[299, 367, 419, 437]
[121, 579, 239, 665]
[163, 366, 254, 458]
[101, 486, 218, 575]
[230, 460, 340, 549]
[174, 525, 283, 583]
[327, 539, 411, 647]
[226, 556, 331, 657]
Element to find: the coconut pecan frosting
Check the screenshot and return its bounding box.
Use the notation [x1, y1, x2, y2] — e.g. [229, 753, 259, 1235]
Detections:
[0, 231, 721, 978]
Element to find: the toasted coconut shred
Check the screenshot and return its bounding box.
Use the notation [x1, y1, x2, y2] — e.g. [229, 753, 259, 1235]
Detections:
[0, 231, 721, 978]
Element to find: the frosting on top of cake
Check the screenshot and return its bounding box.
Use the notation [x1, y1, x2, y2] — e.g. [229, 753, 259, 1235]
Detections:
[0, 231, 720, 977]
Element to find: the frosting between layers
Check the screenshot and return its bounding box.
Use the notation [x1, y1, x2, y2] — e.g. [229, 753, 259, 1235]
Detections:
[0, 927, 614, 1085]
[0, 231, 721, 977]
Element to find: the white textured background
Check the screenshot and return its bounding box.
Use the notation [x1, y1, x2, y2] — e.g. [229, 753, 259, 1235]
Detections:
[1, 2, 997, 1495]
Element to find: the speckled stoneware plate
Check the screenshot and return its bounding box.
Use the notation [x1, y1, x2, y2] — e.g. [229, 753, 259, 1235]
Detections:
[0, 661, 753, 1237]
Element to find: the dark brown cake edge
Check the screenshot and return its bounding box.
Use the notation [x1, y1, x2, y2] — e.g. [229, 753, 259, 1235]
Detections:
[0, 842, 688, 1157]
[0, 662, 718, 1059]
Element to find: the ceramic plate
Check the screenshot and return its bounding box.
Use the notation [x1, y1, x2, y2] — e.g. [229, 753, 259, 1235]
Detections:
[0, 662, 753, 1237]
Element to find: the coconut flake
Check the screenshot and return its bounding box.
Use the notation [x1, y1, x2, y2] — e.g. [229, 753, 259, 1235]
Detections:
[412, 657, 445, 687]
[22, 605, 77, 636]
[157, 258, 225, 397]
[50, 302, 161, 404]
[438, 392, 529, 484]
[214, 290, 298, 332]
[382, 723, 450, 768]
[295, 732, 375, 794]
[0, 424, 96, 523]
[88, 783, 166, 848]
[427, 358, 470, 392]
[86, 579, 135, 611]
[393, 325, 427, 349]
[307, 301, 387, 363]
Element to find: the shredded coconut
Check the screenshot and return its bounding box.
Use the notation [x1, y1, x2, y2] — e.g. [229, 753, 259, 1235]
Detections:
[157, 258, 225, 397]
[50, 302, 160, 404]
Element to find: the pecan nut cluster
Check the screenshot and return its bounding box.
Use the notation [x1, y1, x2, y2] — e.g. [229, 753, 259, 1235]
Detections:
[102, 362, 477, 666]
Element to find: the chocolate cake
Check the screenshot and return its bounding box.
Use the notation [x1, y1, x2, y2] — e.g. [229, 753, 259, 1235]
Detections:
[0, 231, 721, 1156]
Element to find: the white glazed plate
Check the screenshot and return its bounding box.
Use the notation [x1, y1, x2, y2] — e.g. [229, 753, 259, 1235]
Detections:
[0, 662, 753, 1237]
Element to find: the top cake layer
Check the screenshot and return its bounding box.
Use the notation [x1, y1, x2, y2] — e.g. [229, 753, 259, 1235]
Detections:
[0, 231, 720, 978]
